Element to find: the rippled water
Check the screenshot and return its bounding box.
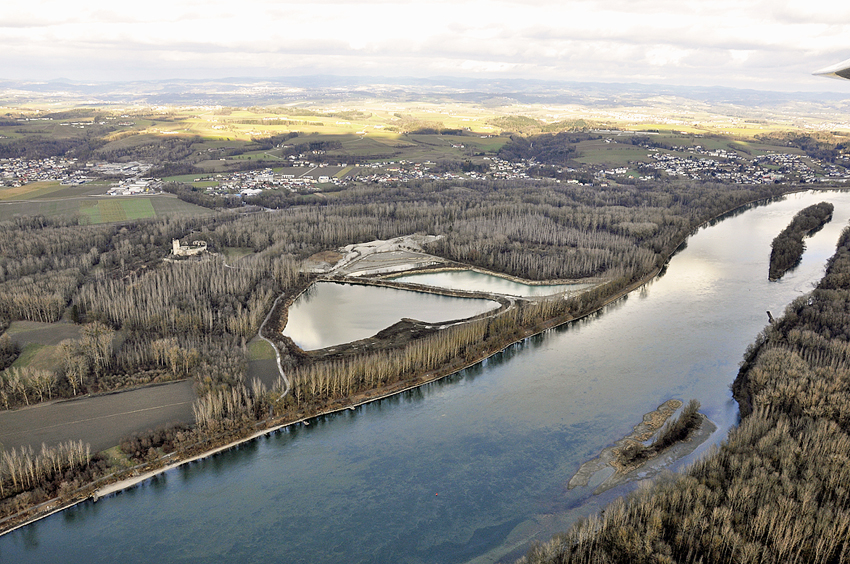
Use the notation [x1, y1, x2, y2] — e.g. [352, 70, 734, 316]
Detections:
[3, 190, 850, 564]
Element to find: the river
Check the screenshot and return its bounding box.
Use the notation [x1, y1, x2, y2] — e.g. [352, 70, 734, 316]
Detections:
[3, 190, 850, 564]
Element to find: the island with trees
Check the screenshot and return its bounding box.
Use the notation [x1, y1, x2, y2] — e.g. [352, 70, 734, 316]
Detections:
[768, 201, 834, 280]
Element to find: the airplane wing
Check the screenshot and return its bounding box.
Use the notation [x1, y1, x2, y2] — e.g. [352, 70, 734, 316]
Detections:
[814, 58, 850, 80]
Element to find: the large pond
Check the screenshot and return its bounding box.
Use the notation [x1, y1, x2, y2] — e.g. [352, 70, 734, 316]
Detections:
[387, 270, 594, 297]
[282, 282, 500, 350]
[4, 190, 850, 564]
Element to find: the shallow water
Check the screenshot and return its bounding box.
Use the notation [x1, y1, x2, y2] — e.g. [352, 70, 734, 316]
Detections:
[282, 281, 500, 350]
[4, 190, 850, 564]
[387, 270, 593, 297]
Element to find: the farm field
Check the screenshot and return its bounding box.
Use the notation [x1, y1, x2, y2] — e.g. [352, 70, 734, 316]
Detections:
[573, 139, 653, 166]
[0, 380, 196, 453]
[0, 194, 214, 222]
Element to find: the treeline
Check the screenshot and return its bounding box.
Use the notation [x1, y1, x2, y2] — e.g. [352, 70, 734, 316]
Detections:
[769, 201, 833, 280]
[280, 284, 627, 415]
[193, 377, 284, 434]
[161, 182, 244, 209]
[428, 159, 489, 174]
[119, 423, 191, 463]
[0, 334, 19, 371]
[758, 132, 847, 163]
[522, 226, 850, 564]
[0, 440, 108, 516]
[0, 136, 103, 160]
[96, 135, 201, 165]
[487, 116, 593, 135]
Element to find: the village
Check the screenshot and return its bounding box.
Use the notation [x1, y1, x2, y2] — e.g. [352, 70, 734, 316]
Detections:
[628, 142, 850, 184]
[3, 137, 849, 202]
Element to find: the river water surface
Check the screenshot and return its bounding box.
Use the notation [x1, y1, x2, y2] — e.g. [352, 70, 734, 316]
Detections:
[3, 190, 850, 564]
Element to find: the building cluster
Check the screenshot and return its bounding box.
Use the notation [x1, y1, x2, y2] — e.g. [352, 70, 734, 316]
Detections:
[634, 147, 849, 184]
[0, 157, 90, 187]
[485, 157, 531, 180]
[202, 157, 534, 195]
[93, 161, 153, 177]
[106, 178, 163, 195]
[203, 168, 337, 196]
[0, 158, 161, 188]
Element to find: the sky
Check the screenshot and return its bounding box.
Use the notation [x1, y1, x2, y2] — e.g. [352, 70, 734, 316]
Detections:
[3, 0, 850, 92]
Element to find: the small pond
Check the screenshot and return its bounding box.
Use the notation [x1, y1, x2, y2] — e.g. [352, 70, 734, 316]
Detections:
[283, 281, 500, 350]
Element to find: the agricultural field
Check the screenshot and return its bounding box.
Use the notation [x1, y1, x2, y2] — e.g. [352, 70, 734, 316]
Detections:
[0, 193, 213, 223]
[573, 139, 653, 167]
[0, 380, 196, 453]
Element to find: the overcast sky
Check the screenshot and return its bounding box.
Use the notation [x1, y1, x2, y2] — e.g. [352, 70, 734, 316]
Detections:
[3, 0, 850, 92]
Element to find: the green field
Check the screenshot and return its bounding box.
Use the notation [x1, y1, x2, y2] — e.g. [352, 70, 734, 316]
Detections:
[0, 194, 213, 222]
[0, 181, 68, 200]
[247, 338, 276, 361]
[79, 198, 155, 223]
[5, 320, 82, 346]
[11, 343, 63, 371]
[575, 140, 654, 166]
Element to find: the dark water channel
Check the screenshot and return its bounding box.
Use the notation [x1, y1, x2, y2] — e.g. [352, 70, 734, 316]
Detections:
[4, 190, 850, 564]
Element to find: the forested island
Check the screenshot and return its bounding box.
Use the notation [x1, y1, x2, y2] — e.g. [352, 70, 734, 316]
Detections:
[768, 201, 834, 280]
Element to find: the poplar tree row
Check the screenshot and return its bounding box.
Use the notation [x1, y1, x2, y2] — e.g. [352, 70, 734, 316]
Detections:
[0, 441, 92, 501]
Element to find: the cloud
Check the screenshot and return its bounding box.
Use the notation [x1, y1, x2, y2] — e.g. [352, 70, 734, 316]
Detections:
[1, 0, 850, 91]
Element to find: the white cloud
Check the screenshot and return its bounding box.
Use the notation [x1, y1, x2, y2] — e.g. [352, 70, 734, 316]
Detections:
[1, 0, 850, 91]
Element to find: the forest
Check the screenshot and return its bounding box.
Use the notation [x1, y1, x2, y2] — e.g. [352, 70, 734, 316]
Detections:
[768, 201, 834, 280]
[521, 225, 850, 564]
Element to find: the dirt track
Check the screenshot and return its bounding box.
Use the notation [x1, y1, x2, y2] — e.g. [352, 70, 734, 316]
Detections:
[0, 381, 195, 453]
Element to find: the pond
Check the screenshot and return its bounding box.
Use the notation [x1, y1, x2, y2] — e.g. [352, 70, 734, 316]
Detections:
[282, 281, 500, 350]
[387, 270, 594, 297]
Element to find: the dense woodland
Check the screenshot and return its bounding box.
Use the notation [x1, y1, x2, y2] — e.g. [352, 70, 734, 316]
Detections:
[768, 201, 833, 280]
[522, 226, 850, 564]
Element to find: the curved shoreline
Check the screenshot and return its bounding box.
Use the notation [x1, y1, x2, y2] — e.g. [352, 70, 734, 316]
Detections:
[1, 184, 843, 537]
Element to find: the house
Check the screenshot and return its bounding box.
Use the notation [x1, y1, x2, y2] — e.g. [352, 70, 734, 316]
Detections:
[172, 239, 207, 257]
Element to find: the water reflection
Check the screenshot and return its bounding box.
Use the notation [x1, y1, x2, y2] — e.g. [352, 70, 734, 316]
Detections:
[283, 282, 499, 350]
[388, 270, 593, 297]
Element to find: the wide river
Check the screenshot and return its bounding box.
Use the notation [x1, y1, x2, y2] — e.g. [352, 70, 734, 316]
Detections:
[3, 190, 850, 563]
